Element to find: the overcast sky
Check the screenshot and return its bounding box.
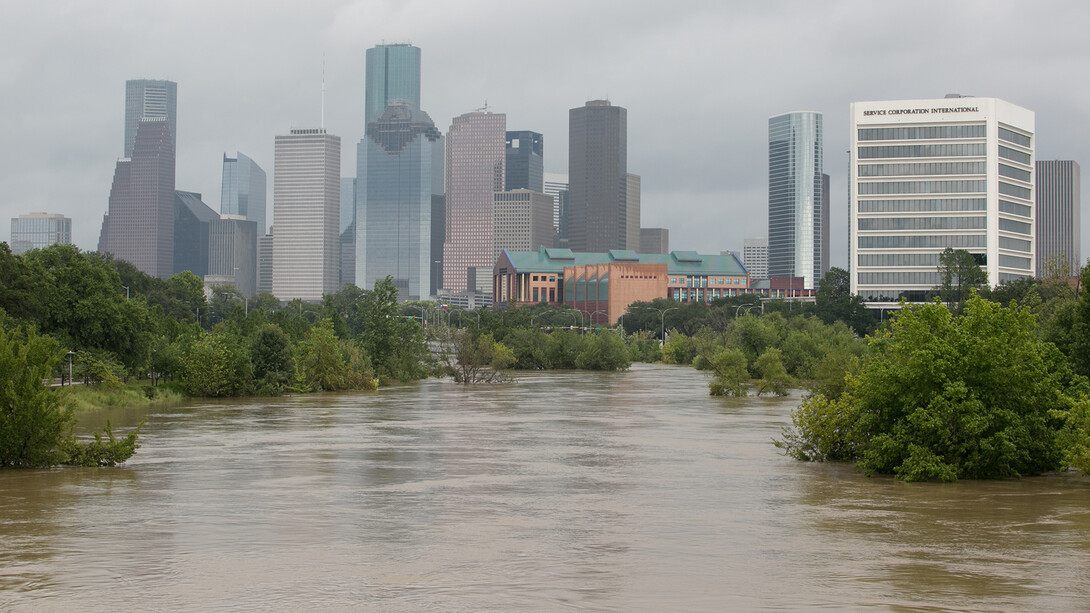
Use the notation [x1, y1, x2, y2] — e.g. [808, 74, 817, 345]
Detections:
[3, 0, 1089, 269]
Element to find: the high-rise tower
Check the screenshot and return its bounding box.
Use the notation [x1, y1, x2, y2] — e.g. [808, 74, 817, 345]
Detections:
[364, 43, 421, 123]
[443, 110, 506, 293]
[505, 131, 543, 192]
[125, 79, 177, 157]
[1036, 160, 1080, 276]
[98, 117, 176, 278]
[768, 111, 823, 289]
[568, 100, 628, 252]
[356, 102, 443, 300]
[220, 152, 267, 234]
[272, 128, 341, 301]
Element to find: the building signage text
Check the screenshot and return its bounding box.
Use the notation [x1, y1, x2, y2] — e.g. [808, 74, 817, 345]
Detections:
[863, 106, 981, 117]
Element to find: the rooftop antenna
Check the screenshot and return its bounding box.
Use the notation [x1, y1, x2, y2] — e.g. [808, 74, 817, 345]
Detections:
[321, 55, 326, 129]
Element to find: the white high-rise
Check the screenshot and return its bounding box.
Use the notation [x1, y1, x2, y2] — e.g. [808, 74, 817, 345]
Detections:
[850, 96, 1035, 306]
[272, 128, 341, 301]
[743, 237, 769, 279]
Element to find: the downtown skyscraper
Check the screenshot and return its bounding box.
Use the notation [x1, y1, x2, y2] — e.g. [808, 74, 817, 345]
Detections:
[272, 128, 341, 301]
[221, 152, 267, 234]
[125, 79, 177, 157]
[768, 111, 824, 289]
[365, 43, 421, 123]
[568, 100, 629, 252]
[443, 110, 506, 294]
[1036, 160, 1080, 275]
[356, 102, 443, 300]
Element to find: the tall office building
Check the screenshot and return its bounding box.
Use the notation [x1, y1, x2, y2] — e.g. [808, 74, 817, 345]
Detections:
[125, 79, 177, 157]
[544, 172, 569, 247]
[10, 213, 71, 254]
[340, 177, 356, 289]
[443, 110, 506, 293]
[505, 131, 543, 192]
[257, 233, 273, 294]
[220, 152, 267, 234]
[99, 117, 176, 278]
[768, 111, 823, 289]
[207, 215, 258, 298]
[272, 128, 341, 301]
[1036, 160, 1080, 276]
[365, 43, 421, 123]
[173, 190, 217, 277]
[743, 237, 769, 279]
[821, 173, 830, 276]
[568, 100, 628, 252]
[640, 228, 669, 254]
[626, 173, 641, 250]
[356, 102, 443, 300]
[850, 96, 1035, 306]
[493, 189, 554, 256]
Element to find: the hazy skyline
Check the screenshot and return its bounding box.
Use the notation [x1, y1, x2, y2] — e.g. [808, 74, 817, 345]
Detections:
[3, 1, 1090, 270]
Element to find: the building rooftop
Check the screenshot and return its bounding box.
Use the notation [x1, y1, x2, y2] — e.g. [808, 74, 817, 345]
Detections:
[499, 247, 747, 276]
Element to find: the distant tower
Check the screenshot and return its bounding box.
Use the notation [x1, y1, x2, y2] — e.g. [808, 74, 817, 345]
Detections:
[443, 110, 506, 293]
[768, 111, 823, 288]
[272, 128, 341, 301]
[220, 152, 268, 234]
[356, 102, 443, 300]
[10, 213, 72, 255]
[99, 117, 176, 278]
[743, 237, 769, 279]
[505, 131, 544, 192]
[626, 173, 641, 250]
[544, 172, 569, 247]
[365, 43, 421, 123]
[568, 100, 628, 252]
[1036, 160, 1081, 276]
[125, 79, 177, 157]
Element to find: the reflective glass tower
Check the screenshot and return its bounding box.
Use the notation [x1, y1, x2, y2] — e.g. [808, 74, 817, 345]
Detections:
[505, 131, 543, 192]
[365, 44, 421, 123]
[768, 111, 823, 289]
[220, 152, 267, 234]
[355, 102, 442, 300]
[10, 213, 71, 254]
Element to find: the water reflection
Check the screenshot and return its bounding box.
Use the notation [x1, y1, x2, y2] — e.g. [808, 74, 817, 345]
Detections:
[1, 364, 1089, 611]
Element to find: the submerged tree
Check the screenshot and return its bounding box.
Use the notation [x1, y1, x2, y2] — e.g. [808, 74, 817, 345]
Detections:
[936, 248, 988, 313]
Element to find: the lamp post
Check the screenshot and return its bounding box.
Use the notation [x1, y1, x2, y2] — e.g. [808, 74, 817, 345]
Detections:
[122, 285, 129, 300]
[67, 351, 75, 386]
[735, 302, 760, 317]
[637, 306, 679, 346]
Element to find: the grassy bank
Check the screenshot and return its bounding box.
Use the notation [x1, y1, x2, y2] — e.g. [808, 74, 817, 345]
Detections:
[63, 382, 186, 411]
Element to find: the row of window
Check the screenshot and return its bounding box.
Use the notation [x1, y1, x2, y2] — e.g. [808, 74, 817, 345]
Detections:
[858, 125, 986, 141]
[858, 253, 942, 267]
[858, 271, 942, 285]
[999, 272, 1033, 283]
[858, 288, 937, 302]
[669, 277, 743, 287]
[999, 254, 1032, 270]
[1000, 236, 1032, 251]
[858, 216, 986, 231]
[858, 234, 986, 248]
[858, 161, 985, 177]
[858, 198, 986, 213]
[998, 164, 1032, 182]
[999, 199, 1032, 217]
[998, 145, 1032, 165]
[858, 143, 985, 159]
[858, 180, 986, 195]
[998, 126, 1032, 147]
[999, 217, 1032, 235]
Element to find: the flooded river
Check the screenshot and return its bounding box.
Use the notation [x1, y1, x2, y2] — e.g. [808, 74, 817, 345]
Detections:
[2, 363, 1089, 611]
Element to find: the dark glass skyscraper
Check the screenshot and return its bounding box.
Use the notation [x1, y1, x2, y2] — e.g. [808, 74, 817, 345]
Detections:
[1036, 160, 1081, 275]
[356, 102, 443, 300]
[768, 111, 823, 289]
[364, 44, 421, 123]
[568, 100, 627, 252]
[173, 191, 217, 277]
[505, 131, 543, 192]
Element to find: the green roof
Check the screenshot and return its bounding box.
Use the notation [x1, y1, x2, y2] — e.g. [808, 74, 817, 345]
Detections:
[497, 249, 747, 276]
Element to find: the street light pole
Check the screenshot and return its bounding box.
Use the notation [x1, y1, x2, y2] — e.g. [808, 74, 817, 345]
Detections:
[67, 351, 75, 386]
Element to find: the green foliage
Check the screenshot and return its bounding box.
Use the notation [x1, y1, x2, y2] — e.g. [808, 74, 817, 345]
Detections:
[754, 348, 792, 396]
[1056, 396, 1090, 474]
[59, 420, 140, 467]
[661, 332, 696, 365]
[74, 349, 126, 386]
[446, 330, 515, 384]
[708, 348, 749, 396]
[0, 319, 73, 467]
[180, 332, 253, 397]
[781, 296, 1074, 481]
[815, 267, 874, 336]
[574, 333, 631, 371]
[250, 324, 295, 391]
[936, 248, 988, 313]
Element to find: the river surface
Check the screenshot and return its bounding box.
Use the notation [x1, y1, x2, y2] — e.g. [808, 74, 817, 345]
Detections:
[2, 363, 1089, 611]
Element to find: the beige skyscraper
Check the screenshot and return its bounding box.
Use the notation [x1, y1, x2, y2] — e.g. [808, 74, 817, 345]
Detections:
[443, 110, 506, 294]
[272, 128, 341, 301]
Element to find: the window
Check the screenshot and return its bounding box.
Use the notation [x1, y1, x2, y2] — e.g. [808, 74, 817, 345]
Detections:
[858, 124, 986, 141]
[858, 198, 986, 213]
[998, 126, 1032, 147]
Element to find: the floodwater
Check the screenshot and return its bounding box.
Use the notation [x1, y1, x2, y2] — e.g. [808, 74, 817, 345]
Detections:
[2, 363, 1089, 611]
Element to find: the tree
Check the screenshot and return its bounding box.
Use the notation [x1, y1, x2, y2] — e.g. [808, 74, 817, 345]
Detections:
[180, 332, 253, 397]
[250, 324, 294, 391]
[708, 348, 749, 396]
[446, 330, 514, 384]
[574, 333, 631, 371]
[937, 248, 987, 313]
[298, 319, 348, 391]
[815, 267, 874, 336]
[780, 296, 1076, 481]
[754, 348, 792, 396]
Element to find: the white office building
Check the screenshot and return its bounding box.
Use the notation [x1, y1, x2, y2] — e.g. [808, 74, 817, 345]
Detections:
[850, 96, 1035, 307]
[743, 237, 769, 279]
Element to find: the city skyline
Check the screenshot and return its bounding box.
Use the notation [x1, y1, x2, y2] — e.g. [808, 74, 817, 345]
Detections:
[3, 2, 1090, 269]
